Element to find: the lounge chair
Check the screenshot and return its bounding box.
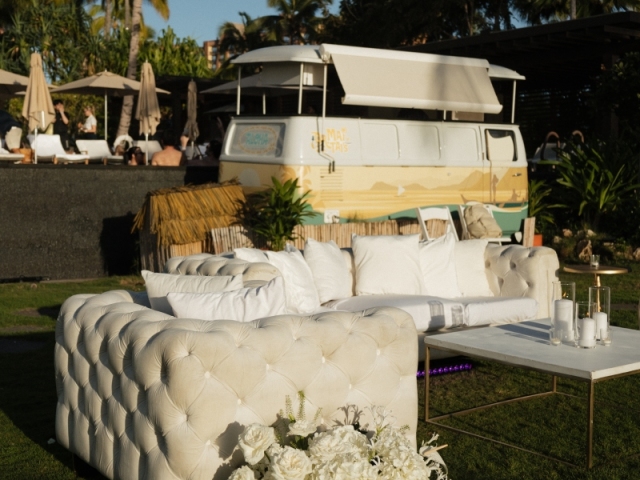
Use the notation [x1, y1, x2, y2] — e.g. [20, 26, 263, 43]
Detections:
[31, 134, 89, 164]
[133, 140, 162, 156]
[0, 147, 25, 164]
[75, 140, 124, 165]
[416, 206, 459, 241]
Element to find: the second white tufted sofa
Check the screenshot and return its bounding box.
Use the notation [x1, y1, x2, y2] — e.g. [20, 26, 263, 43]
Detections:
[55, 289, 418, 480]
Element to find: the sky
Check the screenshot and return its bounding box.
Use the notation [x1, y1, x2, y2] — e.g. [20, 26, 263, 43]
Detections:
[142, 0, 341, 44]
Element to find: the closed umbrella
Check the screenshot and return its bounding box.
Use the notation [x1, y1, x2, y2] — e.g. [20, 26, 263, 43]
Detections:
[50, 70, 169, 141]
[21, 53, 55, 164]
[135, 62, 161, 166]
[184, 80, 199, 159]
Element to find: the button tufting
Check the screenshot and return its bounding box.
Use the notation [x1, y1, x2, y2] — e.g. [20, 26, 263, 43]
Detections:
[237, 398, 242, 405]
[348, 384, 352, 390]
[321, 356, 325, 363]
[266, 364, 270, 370]
[204, 371, 211, 378]
[376, 349, 381, 356]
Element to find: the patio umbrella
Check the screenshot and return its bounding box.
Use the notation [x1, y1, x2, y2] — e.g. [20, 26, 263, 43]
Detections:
[0, 68, 30, 96]
[50, 70, 169, 141]
[135, 62, 161, 165]
[184, 80, 199, 159]
[21, 53, 55, 164]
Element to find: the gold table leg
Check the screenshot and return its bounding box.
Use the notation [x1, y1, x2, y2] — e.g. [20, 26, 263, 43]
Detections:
[425, 347, 430, 421]
[587, 381, 595, 469]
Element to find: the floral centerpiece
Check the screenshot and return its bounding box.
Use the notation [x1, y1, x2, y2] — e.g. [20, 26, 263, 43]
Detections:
[229, 393, 448, 480]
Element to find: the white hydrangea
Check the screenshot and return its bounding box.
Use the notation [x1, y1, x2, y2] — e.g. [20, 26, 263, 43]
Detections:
[238, 424, 277, 465]
[373, 426, 412, 459]
[310, 453, 379, 480]
[379, 448, 432, 480]
[228, 465, 256, 480]
[266, 446, 313, 480]
[308, 425, 369, 464]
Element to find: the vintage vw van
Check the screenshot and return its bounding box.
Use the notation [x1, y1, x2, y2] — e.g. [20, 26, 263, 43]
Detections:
[217, 44, 528, 232]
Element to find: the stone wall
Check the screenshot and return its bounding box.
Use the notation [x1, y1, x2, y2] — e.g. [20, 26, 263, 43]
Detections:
[0, 164, 218, 281]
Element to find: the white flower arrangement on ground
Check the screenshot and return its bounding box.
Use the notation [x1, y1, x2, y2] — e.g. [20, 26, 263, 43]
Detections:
[230, 392, 448, 480]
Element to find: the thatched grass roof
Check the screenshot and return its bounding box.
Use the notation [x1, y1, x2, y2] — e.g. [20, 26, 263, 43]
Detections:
[133, 180, 245, 246]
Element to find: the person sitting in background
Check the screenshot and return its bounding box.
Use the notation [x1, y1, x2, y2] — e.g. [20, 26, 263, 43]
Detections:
[151, 130, 185, 166]
[0, 110, 22, 151]
[77, 105, 97, 139]
[125, 146, 145, 166]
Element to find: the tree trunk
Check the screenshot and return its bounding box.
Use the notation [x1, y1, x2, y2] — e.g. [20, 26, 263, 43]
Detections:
[570, 0, 576, 19]
[104, 0, 112, 38]
[125, 0, 131, 29]
[116, 0, 142, 137]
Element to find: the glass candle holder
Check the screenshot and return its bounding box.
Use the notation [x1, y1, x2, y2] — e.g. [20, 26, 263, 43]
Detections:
[590, 254, 600, 268]
[589, 286, 611, 343]
[552, 281, 575, 343]
[575, 301, 597, 349]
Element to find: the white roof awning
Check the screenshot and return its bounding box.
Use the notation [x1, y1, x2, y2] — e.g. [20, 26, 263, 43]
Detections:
[319, 44, 503, 114]
[488, 64, 525, 81]
[232, 45, 323, 64]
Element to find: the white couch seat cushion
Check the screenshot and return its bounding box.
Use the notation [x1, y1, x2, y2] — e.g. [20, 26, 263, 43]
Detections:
[419, 233, 461, 298]
[454, 239, 494, 297]
[352, 234, 424, 296]
[325, 295, 538, 332]
[167, 277, 287, 322]
[142, 270, 243, 314]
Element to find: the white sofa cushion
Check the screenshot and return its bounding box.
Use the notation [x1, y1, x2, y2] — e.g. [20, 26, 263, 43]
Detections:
[167, 277, 287, 321]
[326, 294, 537, 331]
[142, 270, 243, 314]
[454, 239, 494, 297]
[265, 247, 320, 313]
[352, 234, 424, 295]
[234, 247, 269, 263]
[304, 238, 352, 303]
[419, 233, 462, 298]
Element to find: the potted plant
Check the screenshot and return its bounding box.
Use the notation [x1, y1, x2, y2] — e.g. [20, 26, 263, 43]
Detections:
[527, 179, 557, 246]
[236, 177, 314, 251]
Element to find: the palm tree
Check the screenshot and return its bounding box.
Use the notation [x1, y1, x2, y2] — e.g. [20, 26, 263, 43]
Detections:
[514, 0, 640, 24]
[262, 0, 333, 45]
[116, 0, 142, 137]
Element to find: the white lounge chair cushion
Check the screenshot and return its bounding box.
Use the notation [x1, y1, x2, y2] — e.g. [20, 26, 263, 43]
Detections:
[454, 239, 494, 297]
[352, 234, 424, 296]
[325, 294, 537, 331]
[167, 277, 287, 321]
[265, 247, 320, 314]
[419, 232, 461, 298]
[141, 270, 243, 314]
[303, 238, 352, 303]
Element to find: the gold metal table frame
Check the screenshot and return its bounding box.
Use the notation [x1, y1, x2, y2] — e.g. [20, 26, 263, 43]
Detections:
[424, 346, 640, 469]
[562, 264, 628, 287]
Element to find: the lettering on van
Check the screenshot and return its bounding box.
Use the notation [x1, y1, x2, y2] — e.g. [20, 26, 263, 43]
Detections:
[231, 124, 284, 156]
[311, 128, 349, 154]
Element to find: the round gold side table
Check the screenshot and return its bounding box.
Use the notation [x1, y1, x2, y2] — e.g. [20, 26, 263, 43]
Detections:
[562, 264, 628, 287]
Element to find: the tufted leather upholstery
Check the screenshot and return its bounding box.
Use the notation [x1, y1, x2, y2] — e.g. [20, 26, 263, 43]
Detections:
[165, 245, 560, 320]
[55, 290, 418, 480]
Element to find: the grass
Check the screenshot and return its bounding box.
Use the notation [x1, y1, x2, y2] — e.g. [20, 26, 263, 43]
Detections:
[0, 263, 638, 479]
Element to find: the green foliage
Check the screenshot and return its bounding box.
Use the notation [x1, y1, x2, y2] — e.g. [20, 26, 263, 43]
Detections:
[527, 179, 558, 234]
[550, 141, 640, 232]
[237, 177, 313, 251]
[140, 27, 213, 78]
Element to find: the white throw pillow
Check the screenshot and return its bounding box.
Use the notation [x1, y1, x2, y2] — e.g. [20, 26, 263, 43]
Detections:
[419, 233, 462, 298]
[167, 277, 287, 322]
[265, 247, 320, 313]
[141, 270, 243, 315]
[234, 248, 269, 263]
[303, 239, 352, 303]
[454, 239, 494, 297]
[352, 234, 424, 296]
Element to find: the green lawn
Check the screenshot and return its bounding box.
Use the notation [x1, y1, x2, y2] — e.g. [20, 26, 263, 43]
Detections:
[0, 264, 638, 479]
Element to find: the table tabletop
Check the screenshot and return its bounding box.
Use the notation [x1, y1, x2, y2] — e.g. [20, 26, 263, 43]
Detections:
[425, 320, 640, 381]
[563, 264, 628, 275]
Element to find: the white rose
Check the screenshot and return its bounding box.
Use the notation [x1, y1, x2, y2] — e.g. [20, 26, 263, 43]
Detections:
[238, 424, 277, 465]
[268, 445, 313, 480]
[288, 420, 317, 438]
[229, 465, 257, 480]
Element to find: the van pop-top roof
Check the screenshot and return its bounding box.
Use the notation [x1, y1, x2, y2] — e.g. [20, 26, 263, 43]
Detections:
[229, 44, 524, 120]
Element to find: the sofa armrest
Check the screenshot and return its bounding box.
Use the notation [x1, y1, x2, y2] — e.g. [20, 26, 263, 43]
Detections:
[164, 253, 281, 284]
[55, 291, 418, 480]
[485, 244, 559, 319]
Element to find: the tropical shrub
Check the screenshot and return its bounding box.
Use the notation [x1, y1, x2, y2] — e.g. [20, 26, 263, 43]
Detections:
[236, 177, 313, 251]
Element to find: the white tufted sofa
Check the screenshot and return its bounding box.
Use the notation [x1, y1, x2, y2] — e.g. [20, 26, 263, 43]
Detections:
[55, 289, 418, 480]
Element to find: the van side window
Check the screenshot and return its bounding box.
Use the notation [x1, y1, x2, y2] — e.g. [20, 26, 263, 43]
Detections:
[441, 127, 479, 165]
[486, 129, 516, 162]
[361, 123, 398, 161]
[229, 123, 285, 157]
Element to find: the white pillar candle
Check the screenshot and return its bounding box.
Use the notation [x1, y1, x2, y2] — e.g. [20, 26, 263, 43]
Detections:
[579, 317, 597, 348]
[593, 312, 608, 340]
[554, 299, 574, 340]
